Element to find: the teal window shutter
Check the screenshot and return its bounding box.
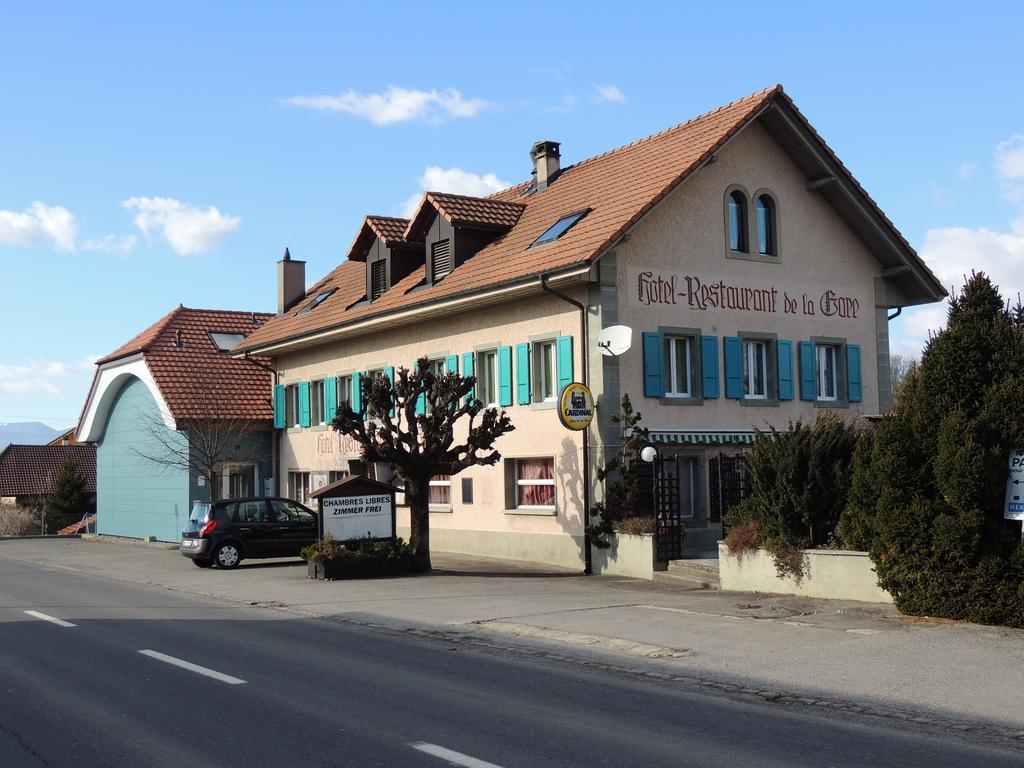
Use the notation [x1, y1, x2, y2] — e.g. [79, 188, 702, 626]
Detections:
[723, 337, 743, 399]
[298, 381, 311, 427]
[777, 341, 794, 401]
[324, 376, 338, 421]
[846, 344, 862, 402]
[799, 341, 816, 401]
[700, 335, 719, 399]
[461, 352, 474, 403]
[556, 335, 573, 391]
[273, 384, 285, 429]
[515, 343, 530, 405]
[351, 372, 362, 414]
[498, 345, 513, 407]
[383, 366, 395, 417]
[415, 361, 426, 416]
[445, 354, 458, 374]
[642, 332, 663, 397]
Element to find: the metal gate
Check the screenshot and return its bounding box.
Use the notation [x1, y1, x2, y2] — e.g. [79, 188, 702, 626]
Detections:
[709, 455, 752, 535]
[639, 457, 684, 561]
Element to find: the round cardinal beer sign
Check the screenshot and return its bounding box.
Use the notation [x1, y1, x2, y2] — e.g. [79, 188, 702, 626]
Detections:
[558, 382, 595, 431]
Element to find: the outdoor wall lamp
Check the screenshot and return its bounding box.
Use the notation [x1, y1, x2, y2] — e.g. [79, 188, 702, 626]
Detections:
[640, 444, 658, 463]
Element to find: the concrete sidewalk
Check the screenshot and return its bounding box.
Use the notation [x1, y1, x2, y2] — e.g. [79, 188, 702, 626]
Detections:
[2, 537, 1022, 742]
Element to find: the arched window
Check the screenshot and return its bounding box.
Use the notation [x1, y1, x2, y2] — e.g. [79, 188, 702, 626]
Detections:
[727, 190, 747, 252]
[756, 194, 776, 256]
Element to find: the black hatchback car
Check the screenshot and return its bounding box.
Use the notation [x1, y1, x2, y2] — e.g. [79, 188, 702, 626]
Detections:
[180, 497, 318, 569]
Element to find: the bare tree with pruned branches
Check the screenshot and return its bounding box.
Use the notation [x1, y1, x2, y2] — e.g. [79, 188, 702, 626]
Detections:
[331, 358, 514, 571]
[134, 372, 267, 501]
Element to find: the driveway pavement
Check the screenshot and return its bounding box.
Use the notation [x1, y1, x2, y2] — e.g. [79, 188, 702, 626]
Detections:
[2, 536, 1022, 745]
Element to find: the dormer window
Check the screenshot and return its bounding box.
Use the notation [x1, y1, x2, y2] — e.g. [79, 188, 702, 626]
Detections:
[430, 239, 452, 283]
[297, 288, 336, 315]
[370, 260, 388, 300]
[530, 209, 590, 248]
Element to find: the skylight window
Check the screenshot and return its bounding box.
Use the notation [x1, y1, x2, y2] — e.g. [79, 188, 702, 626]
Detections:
[209, 332, 246, 352]
[297, 288, 336, 315]
[529, 209, 590, 248]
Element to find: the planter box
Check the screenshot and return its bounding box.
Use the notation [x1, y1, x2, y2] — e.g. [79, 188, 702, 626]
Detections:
[718, 542, 893, 604]
[592, 533, 659, 580]
[307, 557, 412, 581]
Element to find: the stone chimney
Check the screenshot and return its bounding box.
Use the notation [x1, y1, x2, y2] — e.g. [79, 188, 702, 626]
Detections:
[277, 247, 306, 314]
[530, 140, 561, 191]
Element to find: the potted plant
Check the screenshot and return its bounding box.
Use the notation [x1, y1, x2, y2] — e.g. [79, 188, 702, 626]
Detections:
[302, 534, 413, 580]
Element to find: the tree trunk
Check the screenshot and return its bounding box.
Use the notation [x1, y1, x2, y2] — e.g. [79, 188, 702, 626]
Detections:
[405, 477, 432, 572]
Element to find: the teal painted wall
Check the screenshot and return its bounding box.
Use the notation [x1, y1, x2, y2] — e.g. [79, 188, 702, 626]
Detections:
[96, 377, 190, 541]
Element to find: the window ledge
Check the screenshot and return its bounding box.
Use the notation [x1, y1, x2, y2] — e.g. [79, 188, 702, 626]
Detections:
[725, 250, 782, 264]
[308, 424, 328, 432]
[286, 426, 303, 433]
[504, 507, 557, 517]
[739, 398, 779, 408]
[659, 396, 703, 406]
[529, 401, 557, 411]
[813, 399, 849, 409]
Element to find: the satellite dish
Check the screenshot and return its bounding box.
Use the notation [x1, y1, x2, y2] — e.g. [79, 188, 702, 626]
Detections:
[597, 325, 633, 357]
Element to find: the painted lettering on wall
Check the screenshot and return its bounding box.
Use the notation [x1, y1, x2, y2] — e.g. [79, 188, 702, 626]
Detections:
[316, 432, 362, 457]
[635, 270, 859, 319]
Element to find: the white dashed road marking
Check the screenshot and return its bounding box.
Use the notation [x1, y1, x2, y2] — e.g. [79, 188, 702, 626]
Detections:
[24, 610, 76, 627]
[410, 742, 507, 768]
[138, 650, 247, 685]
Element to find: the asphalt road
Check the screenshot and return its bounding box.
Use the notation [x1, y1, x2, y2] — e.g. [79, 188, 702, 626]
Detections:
[0, 558, 1020, 768]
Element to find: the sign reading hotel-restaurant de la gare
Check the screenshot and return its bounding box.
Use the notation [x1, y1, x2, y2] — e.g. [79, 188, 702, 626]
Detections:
[630, 268, 862, 320]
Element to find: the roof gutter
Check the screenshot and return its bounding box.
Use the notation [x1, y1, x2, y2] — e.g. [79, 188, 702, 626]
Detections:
[237, 263, 593, 358]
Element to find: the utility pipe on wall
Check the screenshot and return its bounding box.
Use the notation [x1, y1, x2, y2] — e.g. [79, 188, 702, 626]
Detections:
[540, 274, 593, 575]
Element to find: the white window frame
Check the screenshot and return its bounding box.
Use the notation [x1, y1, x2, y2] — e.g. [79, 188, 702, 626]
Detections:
[663, 335, 693, 398]
[428, 475, 452, 509]
[285, 384, 300, 427]
[533, 340, 557, 403]
[288, 471, 310, 505]
[514, 458, 556, 510]
[816, 344, 838, 402]
[337, 375, 352, 411]
[310, 380, 326, 426]
[476, 349, 498, 407]
[743, 339, 769, 400]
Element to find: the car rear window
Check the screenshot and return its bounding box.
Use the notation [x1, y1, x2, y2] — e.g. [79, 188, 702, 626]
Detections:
[189, 502, 212, 524]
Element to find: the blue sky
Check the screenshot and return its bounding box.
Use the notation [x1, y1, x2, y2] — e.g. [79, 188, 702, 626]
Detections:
[2, 1, 1022, 428]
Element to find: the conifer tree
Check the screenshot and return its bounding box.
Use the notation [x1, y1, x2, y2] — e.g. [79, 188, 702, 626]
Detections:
[44, 458, 92, 534]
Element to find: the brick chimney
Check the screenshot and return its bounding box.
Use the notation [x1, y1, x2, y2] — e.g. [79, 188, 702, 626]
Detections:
[277, 247, 306, 314]
[530, 140, 561, 191]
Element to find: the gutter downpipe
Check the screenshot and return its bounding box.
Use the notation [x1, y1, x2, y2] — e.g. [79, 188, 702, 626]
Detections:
[540, 274, 592, 575]
[887, 307, 902, 321]
[244, 352, 281, 497]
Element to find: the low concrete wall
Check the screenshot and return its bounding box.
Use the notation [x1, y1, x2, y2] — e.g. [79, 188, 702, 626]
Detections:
[718, 542, 893, 604]
[591, 533, 658, 580]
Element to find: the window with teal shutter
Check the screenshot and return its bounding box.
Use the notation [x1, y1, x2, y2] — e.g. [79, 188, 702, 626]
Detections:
[415, 361, 426, 416]
[700, 336, 719, 398]
[383, 366, 395, 417]
[445, 354, 458, 374]
[799, 341, 816, 401]
[846, 344, 862, 402]
[498, 346, 513, 407]
[723, 337, 743, 399]
[324, 376, 338, 421]
[515, 343, 530, 405]
[273, 384, 285, 428]
[298, 381, 311, 427]
[461, 352, 474, 403]
[556, 335, 573, 391]
[642, 332, 663, 397]
[352, 372, 362, 416]
[777, 341, 794, 401]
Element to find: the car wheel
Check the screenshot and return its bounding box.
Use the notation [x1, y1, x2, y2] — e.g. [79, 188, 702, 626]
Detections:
[191, 558, 214, 568]
[213, 542, 242, 570]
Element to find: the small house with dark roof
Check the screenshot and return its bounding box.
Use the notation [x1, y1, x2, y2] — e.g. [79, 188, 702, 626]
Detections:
[76, 306, 275, 541]
[234, 85, 945, 569]
[0, 443, 96, 510]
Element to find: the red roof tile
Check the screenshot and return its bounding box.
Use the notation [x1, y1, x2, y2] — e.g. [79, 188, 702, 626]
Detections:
[0, 444, 96, 496]
[405, 192, 526, 240]
[347, 215, 420, 261]
[96, 307, 275, 423]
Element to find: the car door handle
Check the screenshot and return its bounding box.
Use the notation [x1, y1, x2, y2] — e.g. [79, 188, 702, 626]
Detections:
[237, 527, 252, 533]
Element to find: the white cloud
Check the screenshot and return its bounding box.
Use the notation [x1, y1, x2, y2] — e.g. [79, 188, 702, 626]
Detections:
[0, 356, 95, 397]
[595, 84, 627, 104]
[0, 202, 77, 252]
[995, 134, 1024, 199]
[400, 166, 512, 218]
[83, 234, 138, 254]
[282, 85, 488, 126]
[122, 197, 241, 256]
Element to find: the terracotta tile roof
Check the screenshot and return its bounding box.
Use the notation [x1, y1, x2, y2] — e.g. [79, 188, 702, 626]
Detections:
[0, 444, 96, 496]
[406, 192, 526, 240]
[347, 216, 418, 261]
[95, 307, 275, 423]
[237, 84, 938, 354]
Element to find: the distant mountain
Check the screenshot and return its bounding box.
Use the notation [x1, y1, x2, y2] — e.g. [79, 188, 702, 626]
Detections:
[0, 422, 64, 449]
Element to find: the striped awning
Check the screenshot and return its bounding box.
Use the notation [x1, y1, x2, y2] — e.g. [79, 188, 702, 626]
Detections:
[647, 430, 757, 445]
